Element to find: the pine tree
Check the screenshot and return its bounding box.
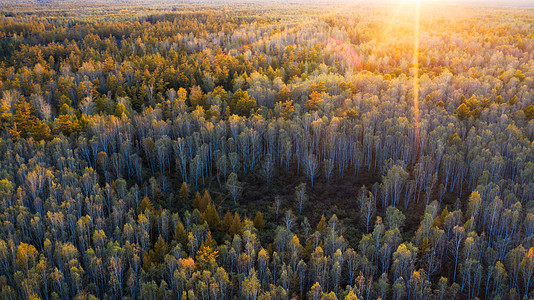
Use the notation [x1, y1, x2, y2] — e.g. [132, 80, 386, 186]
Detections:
[305, 91, 323, 111]
[317, 215, 327, 233]
[174, 221, 188, 247]
[455, 103, 471, 120]
[228, 89, 257, 117]
[276, 86, 291, 102]
[200, 190, 212, 211]
[196, 242, 218, 271]
[203, 203, 221, 231]
[179, 182, 189, 202]
[254, 211, 265, 230]
[309, 282, 323, 300]
[309, 80, 326, 94]
[153, 235, 169, 263]
[192, 192, 202, 210]
[345, 290, 359, 300]
[524, 103, 534, 120]
[31, 121, 51, 141]
[279, 99, 294, 120]
[9, 122, 20, 140]
[12, 98, 49, 140]
[139, 196, 154, 214]
[345, 108, 359, 118]
[54, 114, 81, 135]
[0, 101, 12, 131]
[103, 56, 115, 72]
[229, 212, 242, 236]
[12, 98, 36, 137]
[222, 211, 233, 232]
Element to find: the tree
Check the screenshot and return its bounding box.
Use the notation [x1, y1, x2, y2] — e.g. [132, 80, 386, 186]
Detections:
[284, 210, 296, 232]
[274, 195, 282, 221]
[305, 155, 319, 187]
[305, 91, 323, 111]
[455, 103, 471, 120]
[203, 203, 221, 231]
[242, 269, 260, 300]
[228, 89, 257, 117]
[109, 255, 124, 298]
[345, 290, 359, 300]
[295, 183, 307, 214]
[381, 164, 409, 207]
[261, 154, 275, 186]
[16, 242, 39, 273]
[309, 282, 323, 300]
[360, 188, 376, 233]
[317, 215, 327, 233]
[0, 179, 15, 207]
[217, 154, 229, 184]
[392, 243, 416, 282]
[276, 86, 291, 102]
[467, 191, 482, 222]
[12, 98, 50, 140]
[386, 206, 405, 231]
[321, 292, 338, 300]
[323, 159, 334, 184]
[524, 103, 534, 120]
[345, 108, 359, 118]
[179, 182, 189, 202]
[175, 221, 188, 247]
[196, 244, 219, 270]
[0, 99, 13, 131]
[520, 247, 534, 299]
[309, 80, 326, 94]
[254, 211, 265, 230]
[190, 85, 207, 109]
[226, 173, 242, 203]
[449, 225, 465, 282]
[12, 98, 37, 138]
[229, 212, 242, 236]
[280, 100, 294, 120]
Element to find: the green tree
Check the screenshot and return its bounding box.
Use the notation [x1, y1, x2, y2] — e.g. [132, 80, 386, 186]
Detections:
[228, 89, 257, 117]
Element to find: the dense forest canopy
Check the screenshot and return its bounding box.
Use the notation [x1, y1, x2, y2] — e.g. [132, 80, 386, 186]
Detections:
[0, 1, 533, 299]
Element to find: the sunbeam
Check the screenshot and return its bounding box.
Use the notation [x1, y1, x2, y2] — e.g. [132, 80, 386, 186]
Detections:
[413, 0, 421, 155]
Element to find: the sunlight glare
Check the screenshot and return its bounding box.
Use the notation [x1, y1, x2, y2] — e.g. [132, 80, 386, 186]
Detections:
[412, 0, 421, 154]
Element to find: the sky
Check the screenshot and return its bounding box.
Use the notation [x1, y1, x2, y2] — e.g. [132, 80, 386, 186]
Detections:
[1, 0, 533, 8]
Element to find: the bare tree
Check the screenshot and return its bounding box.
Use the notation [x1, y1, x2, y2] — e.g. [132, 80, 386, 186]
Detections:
[274, 195, 282, 221]
[323, 159, 334, 184]
[295, 183, 307, 214]
[226, 173, 242, 203]
[361, 190, 376, 234]
[448, 225, 465, 282]
[305, 154, 319, 187]
[261, 154, 275, 186]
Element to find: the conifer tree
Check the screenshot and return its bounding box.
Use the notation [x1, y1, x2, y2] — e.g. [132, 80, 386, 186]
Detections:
[254, 211, 265, 230]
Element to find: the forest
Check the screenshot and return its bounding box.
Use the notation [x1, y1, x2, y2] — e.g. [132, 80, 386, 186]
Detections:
[0, 0, 533, 299]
